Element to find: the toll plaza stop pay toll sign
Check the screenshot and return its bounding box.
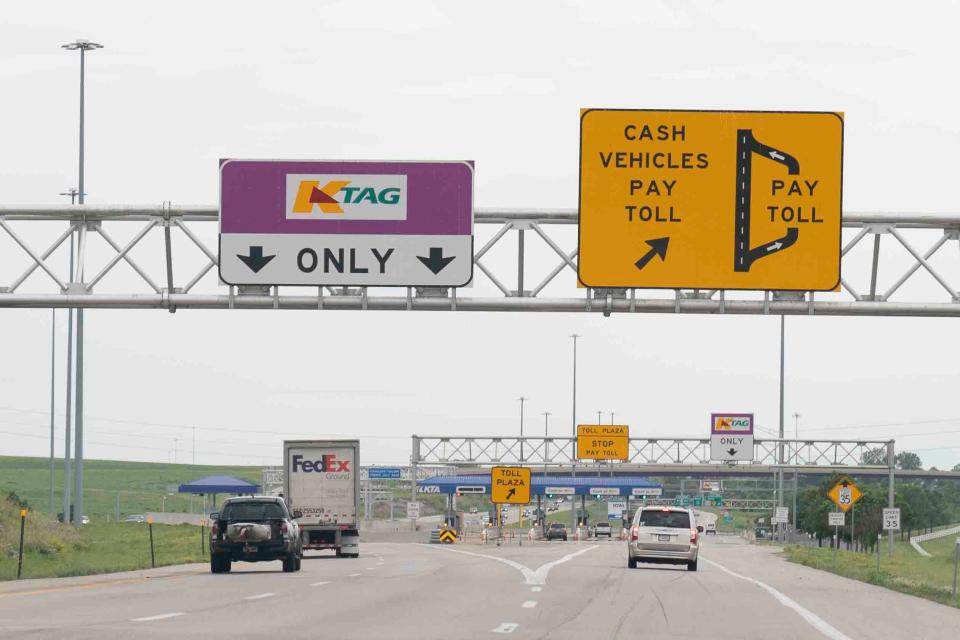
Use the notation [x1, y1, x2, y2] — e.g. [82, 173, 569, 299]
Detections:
[578, 110, 843, 291]
[576, 425, 629, 461]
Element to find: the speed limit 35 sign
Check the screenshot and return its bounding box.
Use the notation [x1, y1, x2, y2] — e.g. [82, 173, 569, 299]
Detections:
[882, 508, 901, 530]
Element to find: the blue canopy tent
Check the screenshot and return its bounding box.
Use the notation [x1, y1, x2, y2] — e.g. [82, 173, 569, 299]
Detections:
[179, 475, 261, 513]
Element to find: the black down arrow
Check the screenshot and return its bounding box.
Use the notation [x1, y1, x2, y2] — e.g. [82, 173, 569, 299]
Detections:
[237, 246, 275, 273]
[727, 448, 738, 456]
[417, 247, 456, 275]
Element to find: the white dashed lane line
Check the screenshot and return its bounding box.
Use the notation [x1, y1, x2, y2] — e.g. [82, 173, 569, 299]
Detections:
[310, 581, 330, 587]
[530, 586, 542, 593]
[348, 573, 362, 577]
[492, 622, 518, 634]
[131, 612, 185, 622]
[521, 601, 537, 609]
[243, 593, 275, 601]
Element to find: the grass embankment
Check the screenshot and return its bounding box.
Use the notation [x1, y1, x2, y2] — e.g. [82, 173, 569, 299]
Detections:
[783, 537, 960, 609]
[696, 507, 765, 534]
[0, 455, 261, 519]
[0, 499, 208, 581]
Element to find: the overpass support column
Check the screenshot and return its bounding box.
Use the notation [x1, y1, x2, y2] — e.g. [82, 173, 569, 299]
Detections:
[887, 439, 895, 556]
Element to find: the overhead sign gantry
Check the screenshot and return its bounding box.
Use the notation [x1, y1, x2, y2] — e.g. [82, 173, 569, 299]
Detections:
[578, 109, 843, 291]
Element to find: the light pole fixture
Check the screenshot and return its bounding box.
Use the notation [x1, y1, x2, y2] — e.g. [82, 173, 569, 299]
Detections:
[518, 396, 527, 461]
[59, 188, 84, 205]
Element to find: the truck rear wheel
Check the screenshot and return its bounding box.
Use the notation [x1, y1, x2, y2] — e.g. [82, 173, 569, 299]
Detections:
[211, 553, 230, 574]
[282, 554, 296, 572]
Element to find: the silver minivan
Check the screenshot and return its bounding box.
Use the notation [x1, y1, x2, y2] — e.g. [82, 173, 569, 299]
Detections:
[627, 507, 701, 571]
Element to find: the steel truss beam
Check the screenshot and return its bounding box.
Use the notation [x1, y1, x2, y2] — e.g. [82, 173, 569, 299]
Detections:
[1, 206, 959, 315]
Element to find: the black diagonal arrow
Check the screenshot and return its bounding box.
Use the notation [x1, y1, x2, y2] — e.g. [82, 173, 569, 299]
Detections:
[237, 246, 275, 273]
[417, 247, 456, 275]
[505, 487, 516, 501]
[634, 237, 670, 271]
[727, 448, 738, 456]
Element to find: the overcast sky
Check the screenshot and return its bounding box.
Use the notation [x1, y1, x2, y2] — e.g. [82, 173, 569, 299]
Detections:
[1, 1, 959, 470]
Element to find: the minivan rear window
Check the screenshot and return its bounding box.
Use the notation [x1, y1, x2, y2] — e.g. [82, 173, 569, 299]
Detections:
[638, 510, 691, 528]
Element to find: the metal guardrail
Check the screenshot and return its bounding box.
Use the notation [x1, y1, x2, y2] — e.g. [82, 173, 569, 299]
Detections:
[1, 206, 959, 314]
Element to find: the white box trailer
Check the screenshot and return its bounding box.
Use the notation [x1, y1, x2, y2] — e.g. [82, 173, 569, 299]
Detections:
[282, 440, 360, 558]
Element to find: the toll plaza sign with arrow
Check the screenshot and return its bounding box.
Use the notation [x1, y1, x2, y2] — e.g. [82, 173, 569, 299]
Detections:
[578, 110, 843, 291]
[709, 413, 754, 462]
[219, 160, 474, 287]
[490, 466, 531, 505]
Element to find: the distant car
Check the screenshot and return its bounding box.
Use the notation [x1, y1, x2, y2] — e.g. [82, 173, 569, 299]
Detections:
[627, 507, 701, 571]
[81, 515, 90, 525]
[705, 522, 717, 535]
[124, 514, 147, 523]
[594, 521, 613, 538]
[546, 522, 568, 541]
[469, 507, 478, 514]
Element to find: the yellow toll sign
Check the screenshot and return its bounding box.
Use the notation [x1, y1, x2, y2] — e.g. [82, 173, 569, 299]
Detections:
[827, 477, 863, 513]
[576, 425, 630, 461]
[578, 109, 843, 291]
[491, 466, 531, 504]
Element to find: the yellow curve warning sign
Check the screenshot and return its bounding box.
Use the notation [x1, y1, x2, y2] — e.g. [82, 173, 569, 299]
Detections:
[578, 109, 843, 291]
[490, 466, 531, 504]
[827, 477, 863, 513]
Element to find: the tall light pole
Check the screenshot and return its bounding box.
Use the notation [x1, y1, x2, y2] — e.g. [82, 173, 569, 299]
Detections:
[596, 410, 602, 424]
[62, 38, 102, 527]
[48, 305, 55, 515]
[609, 412, 615, 425]
[541, 411, 551, 478]
[778, 315, 785, 542]
[518, 396, 527, 461]
[793, 412, 800, 531]
[570, 334, 580, 531]
[59, 188, 79, 522]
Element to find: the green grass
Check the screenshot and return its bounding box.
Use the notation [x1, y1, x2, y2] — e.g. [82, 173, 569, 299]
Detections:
[783, 539, 960, 609]
[0, 455, 262, 519]
[0, 504, 209, 581]
[697, 507, 765, 533]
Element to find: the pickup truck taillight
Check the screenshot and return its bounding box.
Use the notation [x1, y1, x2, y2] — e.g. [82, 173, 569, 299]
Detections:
[211, 522, 219, 536]
[631, 526, 639, 541]
[281, 522, 289, 534]
[690, 528, 698, 544]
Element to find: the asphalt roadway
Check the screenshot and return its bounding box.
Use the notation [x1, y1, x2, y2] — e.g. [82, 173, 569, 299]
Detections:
[2, 535, 959, 639]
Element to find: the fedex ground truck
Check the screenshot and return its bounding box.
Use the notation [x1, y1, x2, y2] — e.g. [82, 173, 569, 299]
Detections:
[283, 440, 360, 558]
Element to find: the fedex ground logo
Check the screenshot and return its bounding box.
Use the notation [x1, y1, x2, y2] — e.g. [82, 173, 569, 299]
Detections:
[290, 453, 351, 473]
[711, 413, 754, 435]
[285, 174, 407, 221]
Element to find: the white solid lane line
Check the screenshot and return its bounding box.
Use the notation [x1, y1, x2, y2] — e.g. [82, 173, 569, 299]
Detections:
[310, 581, 330, 587]
[521, 601, 537, 609]
[131, 612, 185, 622]
[243, 593, 276, 601]
[492, 622, 518, 634]
[700, 557, 852, 640]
